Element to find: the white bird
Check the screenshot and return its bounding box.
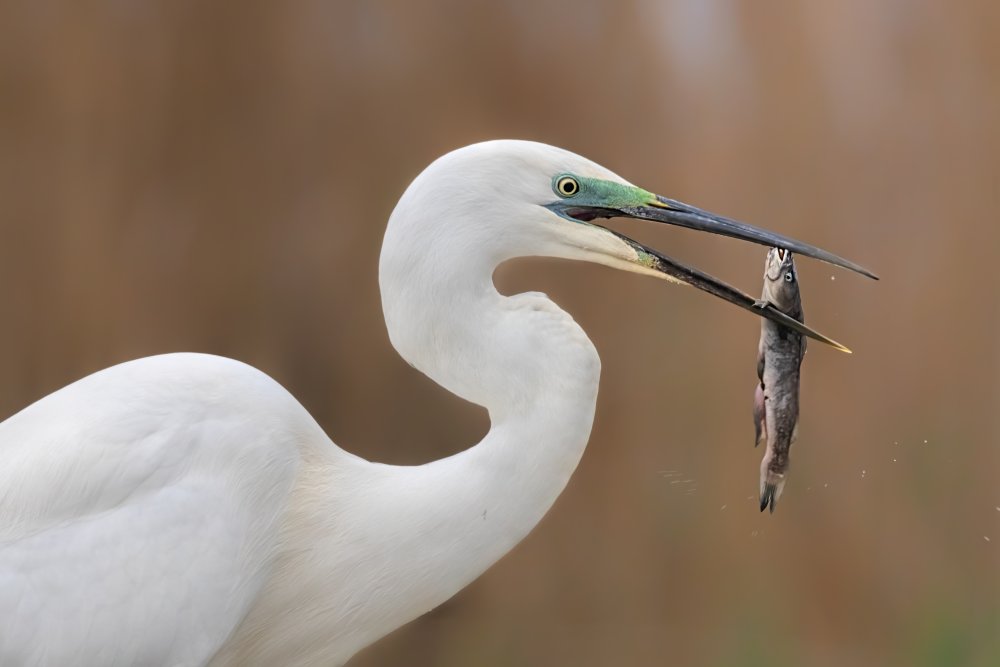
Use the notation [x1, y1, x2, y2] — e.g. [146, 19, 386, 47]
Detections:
[0, 141, 874, 666]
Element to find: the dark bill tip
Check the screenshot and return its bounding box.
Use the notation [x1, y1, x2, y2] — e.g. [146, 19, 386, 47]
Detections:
[624, 196, 879, 281]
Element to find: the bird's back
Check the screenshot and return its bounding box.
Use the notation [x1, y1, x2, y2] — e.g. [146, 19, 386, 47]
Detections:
[0, 353, 319, 666]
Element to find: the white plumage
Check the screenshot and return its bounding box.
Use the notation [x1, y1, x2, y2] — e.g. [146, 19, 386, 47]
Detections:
[0, 140, 868, 665]
[0, 142, 635, 666]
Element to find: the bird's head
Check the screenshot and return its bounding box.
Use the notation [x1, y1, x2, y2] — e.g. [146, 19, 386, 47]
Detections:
[382, 140, 875, 351]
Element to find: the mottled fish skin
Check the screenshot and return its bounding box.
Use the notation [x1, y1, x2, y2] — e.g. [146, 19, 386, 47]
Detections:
[754, 248, 806, 513]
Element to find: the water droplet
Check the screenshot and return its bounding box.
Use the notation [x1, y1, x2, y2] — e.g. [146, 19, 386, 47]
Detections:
[985, 536, 992, 543]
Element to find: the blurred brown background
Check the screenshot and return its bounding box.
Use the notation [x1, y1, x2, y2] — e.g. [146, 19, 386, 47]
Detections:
[0, 1, 997, 665]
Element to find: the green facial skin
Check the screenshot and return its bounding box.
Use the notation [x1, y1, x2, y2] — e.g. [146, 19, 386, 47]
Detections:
[545, 170, 868, 357]
[550, 174, 657, 212]
[548, 175, 660, 267]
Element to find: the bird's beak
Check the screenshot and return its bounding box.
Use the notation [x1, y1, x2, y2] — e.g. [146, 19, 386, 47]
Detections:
[550, 193, 876, 353]
[621, 195, 878, 279]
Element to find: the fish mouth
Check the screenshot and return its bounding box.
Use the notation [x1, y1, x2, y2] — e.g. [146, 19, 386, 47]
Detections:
[765, 247, 795, 281]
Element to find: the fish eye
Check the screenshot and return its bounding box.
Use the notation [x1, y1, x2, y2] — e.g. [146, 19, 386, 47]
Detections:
[555, 176, 580, 198]
[784, 271, 795, 282]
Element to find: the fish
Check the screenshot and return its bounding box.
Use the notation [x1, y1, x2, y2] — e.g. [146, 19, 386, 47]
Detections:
[753, 248, 806, 513]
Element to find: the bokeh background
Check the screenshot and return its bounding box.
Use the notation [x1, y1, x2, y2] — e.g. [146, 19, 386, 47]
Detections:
[0, 1, 997, 665]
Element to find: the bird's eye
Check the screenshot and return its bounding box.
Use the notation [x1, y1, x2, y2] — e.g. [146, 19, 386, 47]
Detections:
[555, 176, 580, 197]
[785, 271, 795, 282]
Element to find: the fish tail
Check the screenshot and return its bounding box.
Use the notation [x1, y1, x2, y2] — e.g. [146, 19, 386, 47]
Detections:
[759, 469, 787, 514]
[759, 483, 777, 513]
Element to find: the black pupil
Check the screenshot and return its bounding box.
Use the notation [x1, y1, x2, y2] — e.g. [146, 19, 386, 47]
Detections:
[562, 180, 575, 193]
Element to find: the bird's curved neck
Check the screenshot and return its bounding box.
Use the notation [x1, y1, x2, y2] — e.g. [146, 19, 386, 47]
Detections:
[219, 202, 605, 664]
[368, 245, 601, 634]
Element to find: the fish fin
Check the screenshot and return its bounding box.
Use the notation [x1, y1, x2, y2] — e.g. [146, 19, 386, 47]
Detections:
[753, 384, 766, 447]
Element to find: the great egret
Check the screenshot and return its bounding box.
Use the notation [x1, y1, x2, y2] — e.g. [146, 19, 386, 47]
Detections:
[0, 140, 874, 666]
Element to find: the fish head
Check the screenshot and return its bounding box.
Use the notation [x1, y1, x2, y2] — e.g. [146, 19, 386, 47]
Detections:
[762, 247, 801, 312]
